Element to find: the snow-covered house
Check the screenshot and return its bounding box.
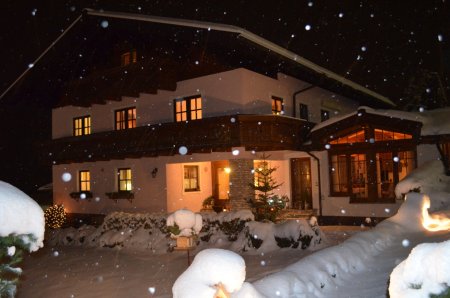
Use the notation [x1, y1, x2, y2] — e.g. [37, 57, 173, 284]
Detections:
[47, 14, 450, 223]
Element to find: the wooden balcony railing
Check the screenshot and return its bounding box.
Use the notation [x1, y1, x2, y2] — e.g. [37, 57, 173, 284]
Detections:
[46, 114, 314, 164]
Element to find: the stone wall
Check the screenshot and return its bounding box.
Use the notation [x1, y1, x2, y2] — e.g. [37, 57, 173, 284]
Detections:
[229, 159, 254, 210]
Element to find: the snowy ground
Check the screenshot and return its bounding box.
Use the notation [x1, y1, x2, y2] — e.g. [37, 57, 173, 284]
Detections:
[17, 227, 360, 298]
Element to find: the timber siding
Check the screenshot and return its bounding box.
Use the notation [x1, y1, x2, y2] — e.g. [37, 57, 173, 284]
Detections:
[48, 114, 314, 164]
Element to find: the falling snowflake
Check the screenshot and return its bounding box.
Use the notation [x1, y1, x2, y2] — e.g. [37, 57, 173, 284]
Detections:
[232, 149, 240, 156]
[148, 287, 156, 294]
[100, 20, 109, 28]
[178, 146, 188, 155]
[305, 24, 312, 31]
[393, 156, 399, 162]
[325, 144, 331, 150]
[260, 260, 266, 266]
[62, 172, 72, 182]
[361, 46, 367, 52]
[437, 34, 443, 42]
[401, 239, 410, 247]
[338, 12, 344, 18]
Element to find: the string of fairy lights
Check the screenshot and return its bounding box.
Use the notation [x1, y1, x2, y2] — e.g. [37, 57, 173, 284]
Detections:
[44, 204, 66, 228]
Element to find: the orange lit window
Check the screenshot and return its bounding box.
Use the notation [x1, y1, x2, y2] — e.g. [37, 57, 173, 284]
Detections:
[118, 168, 132, 191]
[73, 116, 91, 136]
[121, 50, 137, 66]
[79, 170, 91, 192]
[330, 129, 365, 144]
[184, 165, 199, 192]
[174, 95, 202, 122]
[115, 107, 136, 130]
[272, 96, 283, 115]
[374, 129, 412, 141]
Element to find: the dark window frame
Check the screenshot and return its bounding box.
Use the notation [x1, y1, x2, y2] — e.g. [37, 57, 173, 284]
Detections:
[115, 107, 136, 130]
[299, 103, 309, 121]
[183, 165, 200, 192]
[329, 147, 417, 203]
[320, 109, 330, 122]
[174, 95, 202, 122]
[73, 115, 91, 136]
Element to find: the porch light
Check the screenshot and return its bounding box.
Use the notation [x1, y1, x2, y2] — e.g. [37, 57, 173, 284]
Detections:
[224, 167, 231, 174]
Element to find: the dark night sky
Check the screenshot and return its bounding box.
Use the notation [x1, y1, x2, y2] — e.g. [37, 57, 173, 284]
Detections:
[0, 0, 449, 195]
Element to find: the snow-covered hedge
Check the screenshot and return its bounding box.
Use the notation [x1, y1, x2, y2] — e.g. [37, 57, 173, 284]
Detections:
[389, 240, 450, 298]
[47, 209, 323, 253]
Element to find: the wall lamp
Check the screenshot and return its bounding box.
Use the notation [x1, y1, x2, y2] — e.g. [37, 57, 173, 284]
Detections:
[151, 167, 158, 178]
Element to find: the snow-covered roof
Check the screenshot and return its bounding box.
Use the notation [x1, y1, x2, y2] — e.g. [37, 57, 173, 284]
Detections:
[312, 106, 450, 136]
[84, 8, 395, 108]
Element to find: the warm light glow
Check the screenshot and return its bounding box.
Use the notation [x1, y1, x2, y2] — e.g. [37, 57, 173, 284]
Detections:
[421, 196, 450, 232]
[224, 167, 231, 174]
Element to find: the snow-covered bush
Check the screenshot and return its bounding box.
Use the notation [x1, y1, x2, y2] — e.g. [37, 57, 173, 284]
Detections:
[0, 181, 45, 297]
[172, 248, 246, 298]
[234, 217, 322, 253]
[389, 240, 450, 298]
[395, 160, 450, 212]
[166, 209, 202, 237]
[47, 209, 323, 253]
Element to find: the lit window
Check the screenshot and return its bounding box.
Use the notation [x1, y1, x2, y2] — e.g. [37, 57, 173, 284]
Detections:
[79, 170, 91, 192]
[73, 116, 91, 136]
[330, 129, 366, 144]
[374, 129, 412, 141]
[121, 49, 137, 66]
[184, 165, 199, 192]
[118, 168, 132, 191]
[272, 96, 283, 115]
[115, 107, 136, 130]
[321, 109, 330, 122]
[299, 103, 309, 121]
[329, 150, 416, 201]
[174, 95, 202, 122]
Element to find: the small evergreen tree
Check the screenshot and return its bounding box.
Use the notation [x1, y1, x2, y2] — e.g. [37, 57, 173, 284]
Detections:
[249, 154, 288, 221]
[0, 234, 35, 297]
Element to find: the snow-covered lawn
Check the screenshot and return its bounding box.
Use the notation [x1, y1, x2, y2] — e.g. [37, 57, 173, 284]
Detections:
[17, 227, 358, 298]
[11, 161, 450, 297]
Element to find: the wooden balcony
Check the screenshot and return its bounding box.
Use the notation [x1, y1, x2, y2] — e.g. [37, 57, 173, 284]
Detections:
[47, 114, 314, 164]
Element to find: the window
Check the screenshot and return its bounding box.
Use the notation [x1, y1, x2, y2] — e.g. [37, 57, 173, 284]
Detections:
[121, 49, 137, 66]
[272, 96, 284, 115]
[115, 107, 136, 130]
[330, 150, 415, 201]
[184, 165, 199, 192]
[321, 109, 330, 122]
[330, 129, 365, 144]
[79, 170, 91, 192]
[118, 168, 132, 191]
[174, 95, 202, 122]
[299, 103, 309, 121]
[374, 129, 412, 141]
[73, 116, 91, 136]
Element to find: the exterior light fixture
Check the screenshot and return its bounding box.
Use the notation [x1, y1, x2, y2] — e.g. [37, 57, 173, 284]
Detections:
[151, 167, 158, 178]
[224, 167, 231, 174]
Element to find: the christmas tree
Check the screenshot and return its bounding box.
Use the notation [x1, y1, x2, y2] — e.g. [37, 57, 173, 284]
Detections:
[249, 154, 288, 221]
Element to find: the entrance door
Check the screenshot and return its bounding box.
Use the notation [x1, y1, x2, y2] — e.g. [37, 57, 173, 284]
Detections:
[211, 161, 230, 210]
[291, 158, 312, 210]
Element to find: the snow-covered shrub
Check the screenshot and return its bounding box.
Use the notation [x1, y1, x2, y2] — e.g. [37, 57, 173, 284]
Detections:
[395, 161, 450, 212]
[172, 248, 246, 298]
[234, 217, 323, 253]
[166, 209, 202, 237]
[0, 181, 45, 297]
[46, 209, 322, 253]
[389, 240, 450, 298]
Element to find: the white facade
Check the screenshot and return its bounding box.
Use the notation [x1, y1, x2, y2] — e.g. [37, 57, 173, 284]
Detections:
[56, 67, 407, 219]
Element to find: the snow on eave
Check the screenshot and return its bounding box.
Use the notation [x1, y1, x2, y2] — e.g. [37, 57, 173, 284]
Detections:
[84, 8, 395, 107]
[311, 106, 450, 137]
